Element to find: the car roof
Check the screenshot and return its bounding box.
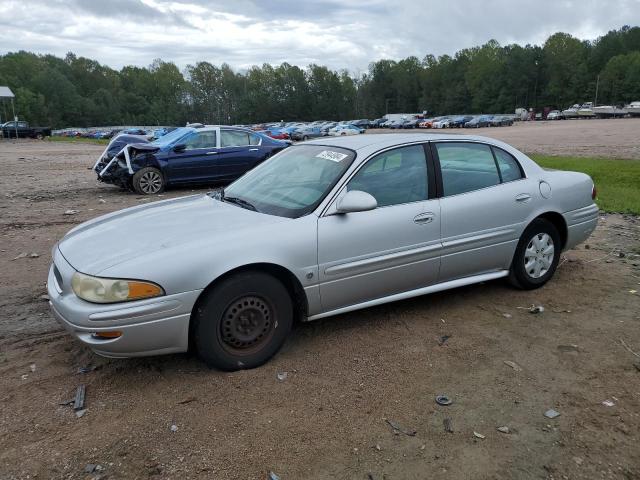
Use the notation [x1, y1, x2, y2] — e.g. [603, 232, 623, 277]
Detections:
[305, 133, 511, 151]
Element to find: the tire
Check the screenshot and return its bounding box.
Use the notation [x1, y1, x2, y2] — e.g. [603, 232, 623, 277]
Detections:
[194, 271, 293, 370]
[302, 135, 309, 141]
[132, 167, 165, 195]
[509, 218, 561, 289]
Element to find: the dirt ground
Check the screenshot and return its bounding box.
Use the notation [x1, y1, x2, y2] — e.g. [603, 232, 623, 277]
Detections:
[1, 121, 639, 480]
[376, 117, 640, 159]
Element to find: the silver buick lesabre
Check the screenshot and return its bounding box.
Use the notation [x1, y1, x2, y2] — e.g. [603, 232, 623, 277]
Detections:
[48, 134, 598, 370]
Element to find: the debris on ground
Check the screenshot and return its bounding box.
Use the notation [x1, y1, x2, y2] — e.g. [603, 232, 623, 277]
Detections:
[29, 364, 36, 372]
[21, 374, 28, 380]
[497, 426, 510, 434]
[437, 335, 451, 346]
[63, 209, 79, 215]
[98, 198, 106, 203]
[39, 294, 49, 301]
[11, 253, 28, 260]
[620, 339, 640, 358]
[443, 417, 454, 433]
[84, 464, 97, 473]
[502, 313, 512, 318]
[75, 409, 86, 418]
[73, 384, 86, 411]
[170, 424, 178, 432]
[473, 431, 485, 439]
[177, 396, 197, 405]
[504, 360, 522, 371]
[557, 345, 579, 353]
[435, 395, 453, 406]
[529, 305, 545, 314]
[77, 365, 98, 374]
[602, 399, 615, 407]
[544, 409, 561, 419]
[630, 290, 638, 294]
[385, 419, 417, 436]
[268, 471, 281, 480]
[28, 253, 39, 258]
[276, 372, 288, 381]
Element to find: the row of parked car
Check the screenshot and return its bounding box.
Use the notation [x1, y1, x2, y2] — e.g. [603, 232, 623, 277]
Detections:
[242, 114, 516, 140]
[56, 127, 176, 140]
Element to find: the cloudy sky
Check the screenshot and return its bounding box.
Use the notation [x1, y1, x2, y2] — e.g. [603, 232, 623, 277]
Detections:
[1, 0, 639, 73]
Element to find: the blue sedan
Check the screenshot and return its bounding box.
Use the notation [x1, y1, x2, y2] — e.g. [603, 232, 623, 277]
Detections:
[94, 126, 290, 194]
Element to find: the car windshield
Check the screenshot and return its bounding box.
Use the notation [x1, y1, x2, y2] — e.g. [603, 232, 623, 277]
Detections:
[221, 144, 356, 218]
[150, 127, 194, 147]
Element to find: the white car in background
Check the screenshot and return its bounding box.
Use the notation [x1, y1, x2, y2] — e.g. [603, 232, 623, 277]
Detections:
[328, 125, 360, 136]
[433, 118, 451, 128]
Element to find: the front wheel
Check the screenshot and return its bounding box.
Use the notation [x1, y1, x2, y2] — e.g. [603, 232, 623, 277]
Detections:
[132, 167, 165, 195]
[194, 272, 293, 370]
[509, 218, 561, 289]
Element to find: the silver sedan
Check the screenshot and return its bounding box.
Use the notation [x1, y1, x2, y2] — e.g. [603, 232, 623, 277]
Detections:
[48, 134, 598, 370]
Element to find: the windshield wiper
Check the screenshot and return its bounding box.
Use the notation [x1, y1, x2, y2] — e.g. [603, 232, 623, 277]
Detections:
[220, 190, 257, 211]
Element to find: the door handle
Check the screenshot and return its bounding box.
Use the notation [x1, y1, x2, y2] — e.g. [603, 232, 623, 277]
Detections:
[515, 193, 532, 202]
[206, 151, 218, 155]
[414, 212, 435, 224]
[249, 148, 259, 151]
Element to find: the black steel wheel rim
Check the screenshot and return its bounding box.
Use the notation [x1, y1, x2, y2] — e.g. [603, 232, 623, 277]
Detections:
[219, 295, 275, 354]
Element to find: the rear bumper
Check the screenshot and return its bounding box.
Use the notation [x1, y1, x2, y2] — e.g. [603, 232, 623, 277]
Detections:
[47, 249, 201, 358]
[563, 204, 599, 250]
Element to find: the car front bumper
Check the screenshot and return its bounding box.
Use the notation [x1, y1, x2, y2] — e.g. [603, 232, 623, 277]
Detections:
[47, 247, 202, 358]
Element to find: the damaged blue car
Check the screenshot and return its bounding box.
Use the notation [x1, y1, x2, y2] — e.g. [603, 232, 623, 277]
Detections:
[93, 126, 290, 194]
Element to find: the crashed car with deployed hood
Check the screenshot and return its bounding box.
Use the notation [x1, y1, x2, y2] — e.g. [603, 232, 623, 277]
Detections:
[50, 134, 598, 370]
[93, 126, 289, 194]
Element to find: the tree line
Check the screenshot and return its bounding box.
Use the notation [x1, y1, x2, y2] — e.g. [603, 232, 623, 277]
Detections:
[0, 25, 639, 128]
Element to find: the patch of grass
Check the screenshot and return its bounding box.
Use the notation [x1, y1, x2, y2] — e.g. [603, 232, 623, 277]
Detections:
[530, 155, 640, 215]
[47, 136, 109, 145]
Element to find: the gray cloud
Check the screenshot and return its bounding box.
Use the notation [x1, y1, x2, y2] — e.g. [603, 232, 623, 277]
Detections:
[1, 0, 639, 73]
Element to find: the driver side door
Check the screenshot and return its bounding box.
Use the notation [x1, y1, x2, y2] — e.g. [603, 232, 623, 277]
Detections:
[317, 144, 441, 313]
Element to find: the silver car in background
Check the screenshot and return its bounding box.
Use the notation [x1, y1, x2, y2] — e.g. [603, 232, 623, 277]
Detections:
[47, 134, 598, 370]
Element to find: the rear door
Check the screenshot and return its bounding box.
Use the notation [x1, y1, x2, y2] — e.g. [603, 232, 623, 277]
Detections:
[167, 129, 220, 183]
[217, 129, 264, 180]
[317, 144, 441, 312]
[433, 141, 536, 281]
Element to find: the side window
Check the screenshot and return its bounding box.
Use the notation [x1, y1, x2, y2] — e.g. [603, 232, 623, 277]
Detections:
[435, 142, 500, 196]
[249, 133, 261, 146]
[492, 147, 523, 182]
[18, 122, 28, 128]
[184, 131, 217, 150]
[347, 145, 428, 207]
[221, 130, 250, 147]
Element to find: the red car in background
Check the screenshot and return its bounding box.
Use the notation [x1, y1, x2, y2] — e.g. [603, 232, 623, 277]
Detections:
[258, 129, 290, 140]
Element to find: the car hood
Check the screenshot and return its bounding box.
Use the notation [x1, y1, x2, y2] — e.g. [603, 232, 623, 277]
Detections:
[58, 194, 288, 275]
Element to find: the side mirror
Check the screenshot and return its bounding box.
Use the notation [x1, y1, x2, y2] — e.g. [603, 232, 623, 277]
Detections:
[335, 190, 377, 214]
[173, 143, 186, 152]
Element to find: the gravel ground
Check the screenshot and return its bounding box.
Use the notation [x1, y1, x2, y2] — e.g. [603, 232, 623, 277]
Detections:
[373, 117, 640, 159]
[1, 121, 639, 479]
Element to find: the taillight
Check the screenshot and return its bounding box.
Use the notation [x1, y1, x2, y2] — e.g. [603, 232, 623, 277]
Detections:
[592, 184, 597, 200]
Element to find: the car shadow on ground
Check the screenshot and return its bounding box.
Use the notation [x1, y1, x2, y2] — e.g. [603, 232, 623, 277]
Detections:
[74, 277, 513, 381]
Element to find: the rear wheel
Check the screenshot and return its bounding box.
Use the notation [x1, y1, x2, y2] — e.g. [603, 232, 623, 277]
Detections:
[194, 271, 293, 370]
[132, 167, 165, 195]
[509, 219, 561, 289]
[302, 135, 309, 141]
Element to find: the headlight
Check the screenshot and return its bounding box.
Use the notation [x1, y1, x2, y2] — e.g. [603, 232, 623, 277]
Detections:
[71, 272, 164, 304]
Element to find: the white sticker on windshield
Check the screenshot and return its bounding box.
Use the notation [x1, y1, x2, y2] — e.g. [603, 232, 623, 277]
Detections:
[316, 150, 348, 162]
